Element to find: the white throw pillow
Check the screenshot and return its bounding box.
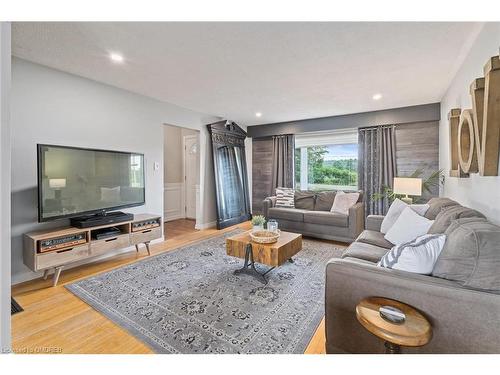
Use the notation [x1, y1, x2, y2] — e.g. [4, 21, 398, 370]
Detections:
[330, 191, 360, 215]
[384, 206, 434, 245]
[378, 234, 446, 274]
[275, 187, 295, 208]
[380, 198, 430, 234]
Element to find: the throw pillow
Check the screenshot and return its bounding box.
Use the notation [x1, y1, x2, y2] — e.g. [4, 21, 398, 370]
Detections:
[330, 191, 359, 215]
[432, 217, 500, 291]
[378, 234, 446, 274]
[380, 198, 430, 234]
[294, 191, 315, 210]
[275, 187, 295, 208]
[384, 206, 434, 245]
[314, 191, 336, 211]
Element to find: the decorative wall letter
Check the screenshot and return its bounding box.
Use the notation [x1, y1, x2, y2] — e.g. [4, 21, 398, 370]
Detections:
[480, 56, 500, 176]
[449, 55, 500, 177]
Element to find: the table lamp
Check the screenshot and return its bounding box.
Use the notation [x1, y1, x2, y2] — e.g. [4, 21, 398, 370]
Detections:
[393, 177, 421, 204]
[49, 178, 66, 199]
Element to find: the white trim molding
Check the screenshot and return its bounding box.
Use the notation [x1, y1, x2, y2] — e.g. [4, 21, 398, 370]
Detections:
[195, 221, 217, 230]
[164, 182, 185, 221]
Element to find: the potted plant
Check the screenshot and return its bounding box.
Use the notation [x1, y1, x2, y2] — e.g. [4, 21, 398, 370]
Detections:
[251, 215, 266, 232]
[371, 168, 443, 205]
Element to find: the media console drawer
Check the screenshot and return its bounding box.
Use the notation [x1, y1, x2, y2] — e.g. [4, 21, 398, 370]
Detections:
[36, 244, 90, 270]
[130, 227, 162, 244]
[91, 234, 130, 257]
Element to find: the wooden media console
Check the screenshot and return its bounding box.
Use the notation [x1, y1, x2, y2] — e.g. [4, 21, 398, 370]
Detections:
[23, 213, 162, 286]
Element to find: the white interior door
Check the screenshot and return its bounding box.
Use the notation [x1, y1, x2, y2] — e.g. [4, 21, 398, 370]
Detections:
[184, 135, 198, 219]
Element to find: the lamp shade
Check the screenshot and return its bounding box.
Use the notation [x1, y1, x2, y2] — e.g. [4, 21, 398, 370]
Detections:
[393, 177, 422, 196]
[49, 178, 66, 189]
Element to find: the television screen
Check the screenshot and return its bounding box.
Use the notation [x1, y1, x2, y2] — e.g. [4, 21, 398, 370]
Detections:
[37, 144, 145, 222]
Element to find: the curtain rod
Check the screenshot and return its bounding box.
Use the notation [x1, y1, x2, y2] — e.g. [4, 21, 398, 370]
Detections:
[358, 124, 396, 131]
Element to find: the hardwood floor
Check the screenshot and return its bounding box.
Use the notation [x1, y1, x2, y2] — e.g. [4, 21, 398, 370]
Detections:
[11, 219, 327, 354]
[164, 218, 197, 238]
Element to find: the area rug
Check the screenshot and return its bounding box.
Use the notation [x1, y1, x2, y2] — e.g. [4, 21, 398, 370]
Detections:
[66, 230, 344, 354]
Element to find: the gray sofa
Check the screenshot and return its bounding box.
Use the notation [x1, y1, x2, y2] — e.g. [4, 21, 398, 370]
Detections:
[325, 197, 500, 354]
[262, 190, 364, 243]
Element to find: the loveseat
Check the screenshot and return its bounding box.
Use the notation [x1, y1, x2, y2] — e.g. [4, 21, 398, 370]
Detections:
[325, 197, 500, 353]
[262, 190, 364, 243]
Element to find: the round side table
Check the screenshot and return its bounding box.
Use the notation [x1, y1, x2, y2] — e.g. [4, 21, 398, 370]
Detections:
[356, 297, 432, 354]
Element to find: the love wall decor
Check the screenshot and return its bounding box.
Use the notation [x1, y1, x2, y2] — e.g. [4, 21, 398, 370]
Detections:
[448, 55, 500, 177]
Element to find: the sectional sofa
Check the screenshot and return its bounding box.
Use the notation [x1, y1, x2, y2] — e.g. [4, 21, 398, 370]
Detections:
[325, 197, 500, 353]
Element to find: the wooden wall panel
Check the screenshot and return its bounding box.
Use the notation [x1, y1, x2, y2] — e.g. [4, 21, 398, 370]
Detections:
[251, 121, 440, 212]
[395, 121, 440, 199]
[252, 138, 273, 214]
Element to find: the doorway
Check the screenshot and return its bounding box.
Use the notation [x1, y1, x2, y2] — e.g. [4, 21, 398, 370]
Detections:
[163, 124, 200, 228]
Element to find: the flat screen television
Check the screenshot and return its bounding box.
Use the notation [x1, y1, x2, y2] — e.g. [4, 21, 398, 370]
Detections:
[37, 144, 145, 222]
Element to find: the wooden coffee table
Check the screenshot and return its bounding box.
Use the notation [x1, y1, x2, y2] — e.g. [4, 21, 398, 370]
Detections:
[226, 231, 302, 284]
[356, 297, 432, 354]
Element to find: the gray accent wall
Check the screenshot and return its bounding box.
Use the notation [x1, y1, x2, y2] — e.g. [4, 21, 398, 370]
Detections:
[252, 121, 440, 213]
[11, 58, 218, 284]
[395, 121, 440, 200]
[247, 103, 440, 138]
[252, 137, 273, 214]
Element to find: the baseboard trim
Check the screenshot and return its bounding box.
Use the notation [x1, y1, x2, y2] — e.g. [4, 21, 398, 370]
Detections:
[195, 221, 217, 230]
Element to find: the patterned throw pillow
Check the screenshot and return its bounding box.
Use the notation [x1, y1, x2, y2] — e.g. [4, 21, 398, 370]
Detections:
[378, 234, 446, 275]
[275, 187, 295, 208]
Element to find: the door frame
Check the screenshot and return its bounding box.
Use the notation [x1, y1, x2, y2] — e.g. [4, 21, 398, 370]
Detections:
[182, 134, 199, 221]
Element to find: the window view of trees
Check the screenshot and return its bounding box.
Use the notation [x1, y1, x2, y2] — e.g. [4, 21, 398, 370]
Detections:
[295, 144, 358, 191]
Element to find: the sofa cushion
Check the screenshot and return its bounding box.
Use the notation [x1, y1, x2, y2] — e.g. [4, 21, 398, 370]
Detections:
[424, 197, 460, 220]
[303, 211, 348, 227]
[357, 230, 393, 249]
[341, 242, 388, 263]
[432, 218, 500, 291]
[294, 191, 316, 210]
[427, 205, 485, 234]
[314, 191, 336, 211]
[268, 207, 307, 222]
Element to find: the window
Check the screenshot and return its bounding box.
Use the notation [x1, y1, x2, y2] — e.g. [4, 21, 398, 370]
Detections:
[294, 130, 358, 191]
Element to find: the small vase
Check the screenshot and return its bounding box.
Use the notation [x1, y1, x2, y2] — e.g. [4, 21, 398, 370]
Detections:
[252, 225, 264, 232]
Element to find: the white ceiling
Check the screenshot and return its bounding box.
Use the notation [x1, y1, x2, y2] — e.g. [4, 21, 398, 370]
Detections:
[12, 22, 482, 126]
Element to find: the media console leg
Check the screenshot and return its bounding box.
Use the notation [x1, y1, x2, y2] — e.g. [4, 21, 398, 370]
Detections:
[43, 269, 50, 280]
[135, 244, 140, 252]
[145, 242, 151, 256]
[53, 266, 64, 287]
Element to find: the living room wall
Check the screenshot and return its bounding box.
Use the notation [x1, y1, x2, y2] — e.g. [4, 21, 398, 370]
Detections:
[251, 120, 439, 214]
[439, 23, 500, 225]
[10, 58, 218, 284]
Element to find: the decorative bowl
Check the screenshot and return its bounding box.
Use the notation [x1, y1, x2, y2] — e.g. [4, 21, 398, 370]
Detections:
[250, 230, 281, 244]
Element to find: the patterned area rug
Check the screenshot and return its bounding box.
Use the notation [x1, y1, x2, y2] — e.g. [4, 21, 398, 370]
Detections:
[66, 230, 344, 353]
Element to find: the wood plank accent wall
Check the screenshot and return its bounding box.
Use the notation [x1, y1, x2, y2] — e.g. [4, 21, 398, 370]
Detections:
[395, 121, 440, 199]
[252, 137, 274, 214]
[251, 121, 440, 213]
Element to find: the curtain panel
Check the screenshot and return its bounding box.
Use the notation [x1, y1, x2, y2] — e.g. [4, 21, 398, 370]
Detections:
[358, 125, 397, 216]
[271, 134, 295, 194]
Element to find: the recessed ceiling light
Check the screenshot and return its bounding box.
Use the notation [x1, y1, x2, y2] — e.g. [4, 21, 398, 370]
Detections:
[255, 112, 262, 118]
[109, 52, 124, 63]
[372, 93, 382, 100]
